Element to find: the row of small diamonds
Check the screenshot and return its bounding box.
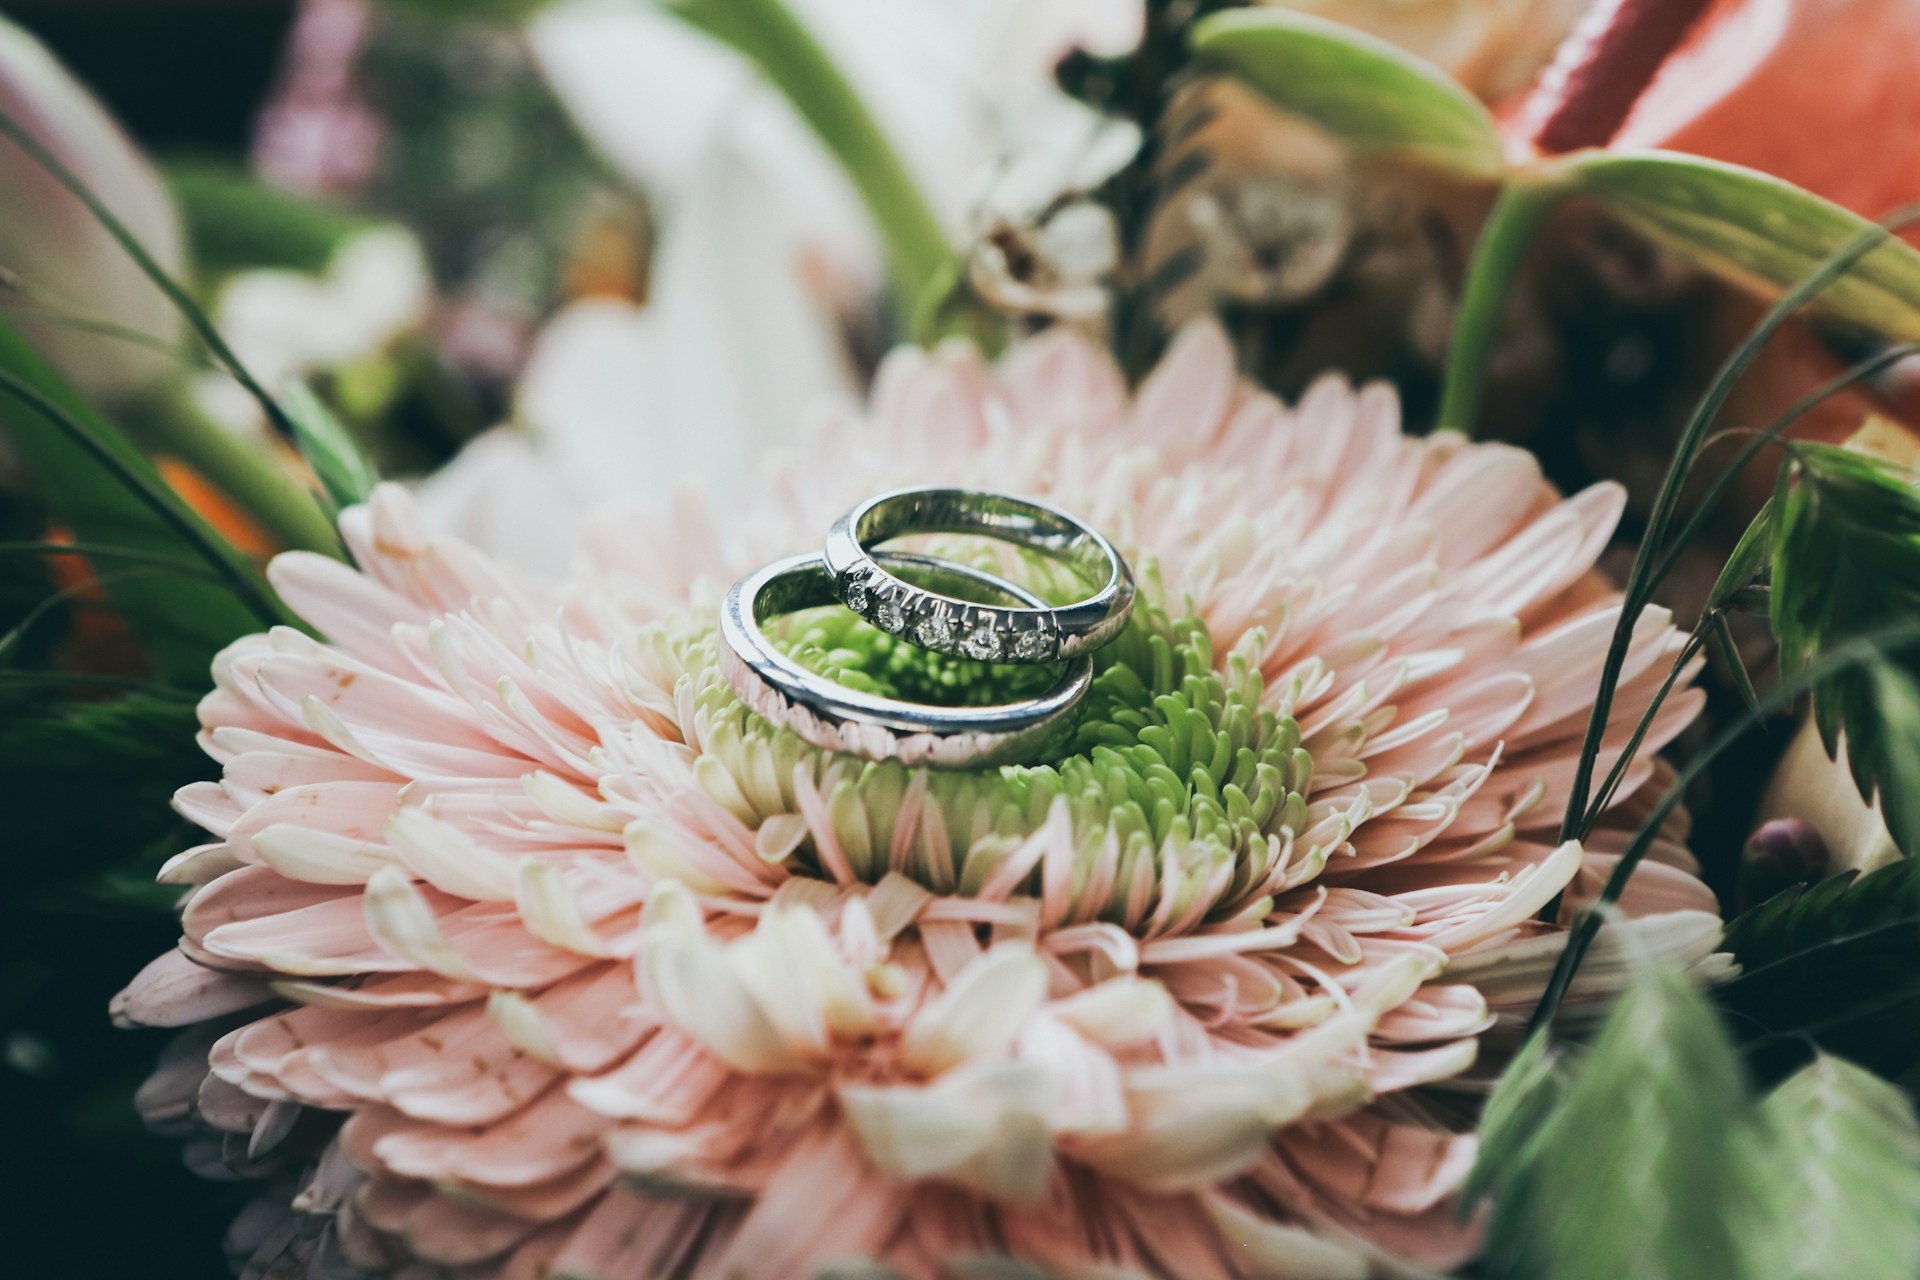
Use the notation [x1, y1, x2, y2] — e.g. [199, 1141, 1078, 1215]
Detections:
[840, 564, 1058, 662]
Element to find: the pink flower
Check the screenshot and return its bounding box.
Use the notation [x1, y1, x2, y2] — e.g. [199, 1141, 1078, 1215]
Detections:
[118, 323, 1723, 1278]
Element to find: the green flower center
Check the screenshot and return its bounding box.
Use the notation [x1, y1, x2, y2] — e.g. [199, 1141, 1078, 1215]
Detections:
[649, 558, 1321, 926]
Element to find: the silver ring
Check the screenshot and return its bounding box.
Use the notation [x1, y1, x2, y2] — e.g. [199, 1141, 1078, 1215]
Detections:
[719, 551, 1092, 769]
[823, 487, 1135, 663]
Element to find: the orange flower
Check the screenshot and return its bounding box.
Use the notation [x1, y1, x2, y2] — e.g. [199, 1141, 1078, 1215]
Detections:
[1517, 0, 1920, 221]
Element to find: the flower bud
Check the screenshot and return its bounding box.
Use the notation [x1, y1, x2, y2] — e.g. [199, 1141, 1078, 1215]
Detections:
[0, 16, 187, 402]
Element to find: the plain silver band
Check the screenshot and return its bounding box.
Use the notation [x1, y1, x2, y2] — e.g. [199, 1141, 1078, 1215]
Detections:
[719, 551, 1093, 769]
[822, 487, 1135, 663]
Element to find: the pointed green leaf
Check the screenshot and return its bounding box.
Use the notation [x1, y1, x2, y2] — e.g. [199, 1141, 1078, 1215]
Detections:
[1490, 964, 1755, 1280]
[1190, 8, 1507, 179]
[281, 379, 378, 512]
[1558, 153, 1920, 342]
[1756, 1055, 1920, 1280]
[1769, 443, 1920, 853]
[1466, 1030, 1573, 1265]
[1719, 860, 1920, 1052]
[1706, 501, 1773, 614]
[1467, 1032, 1567, 1207]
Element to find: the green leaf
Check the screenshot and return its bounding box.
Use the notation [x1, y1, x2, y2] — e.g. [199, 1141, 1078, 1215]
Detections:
[1770, 443, 1920, 853]
[166, 162, 370, 277]
[0, 318, 276, 681]
[1467, 1032, 1565, 1205]
[1490, 964, 1755, 1280]
[1755, 1055, 1920, 1280]
[1718, 860, 1920, 1048]
[1559, 153, 1920, 343]
[281, 379, 379, 511]
[1189, 8, 1507, 179]
[1705, 500, 1772, 614]
[1466, 1030, 1573, 1262]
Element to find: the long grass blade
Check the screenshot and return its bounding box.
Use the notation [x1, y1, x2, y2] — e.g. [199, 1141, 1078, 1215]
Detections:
[0, 369, 284, 627]
[1558, 209, 1920, 845]
[1648, 337, 1920, 593]
[0, 539, 228, 576]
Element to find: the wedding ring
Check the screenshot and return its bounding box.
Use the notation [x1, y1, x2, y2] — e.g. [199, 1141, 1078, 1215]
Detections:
[823, 488, 1135, 663]
[719, 551, 1093, 768]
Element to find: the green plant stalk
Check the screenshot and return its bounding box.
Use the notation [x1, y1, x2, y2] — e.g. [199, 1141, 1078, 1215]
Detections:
[123, 387, 337, 552]
[125, 387, 340, 554]
[670, 0, 950, 315]
[1436, 170, 1568, 435]
[1529, 621, 1920, 1035]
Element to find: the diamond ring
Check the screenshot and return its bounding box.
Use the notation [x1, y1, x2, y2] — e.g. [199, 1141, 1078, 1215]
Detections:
[822, 487, 1135, 663]
[719, 550, 1093, 768]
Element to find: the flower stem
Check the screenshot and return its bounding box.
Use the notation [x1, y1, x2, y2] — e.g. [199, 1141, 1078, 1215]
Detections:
[670, 0, 950, 317]
[1436, 170, 1568, 436]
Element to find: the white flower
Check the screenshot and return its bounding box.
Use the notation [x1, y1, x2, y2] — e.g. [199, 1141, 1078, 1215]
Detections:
[193, 226, 432, 433]
[529, 0, 1140, 292]
[0, 15, 187, 402]
[431, 0, 1139, 555]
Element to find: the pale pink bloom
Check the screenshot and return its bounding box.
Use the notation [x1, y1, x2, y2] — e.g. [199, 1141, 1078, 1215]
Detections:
[0, 14, 186, 402]
[119, 322, 1723, 1279]
[252, 0, 383, 197]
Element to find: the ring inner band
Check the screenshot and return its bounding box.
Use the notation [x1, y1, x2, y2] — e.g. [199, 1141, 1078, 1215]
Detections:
[721, 551, 1093, 768]
[851, 490, 1117, 591]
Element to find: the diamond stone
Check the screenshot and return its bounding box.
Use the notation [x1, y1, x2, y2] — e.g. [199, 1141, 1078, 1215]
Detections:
[843, 573, 871, 615]
[960, 624, 1005, 662]
[1011, 628, 1057, 662]
[874, 596, 907, 633]
[915, 611, 955, 651]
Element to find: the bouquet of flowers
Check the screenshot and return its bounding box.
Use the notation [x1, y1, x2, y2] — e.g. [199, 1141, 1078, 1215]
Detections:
[6, 1, 1920, 1277]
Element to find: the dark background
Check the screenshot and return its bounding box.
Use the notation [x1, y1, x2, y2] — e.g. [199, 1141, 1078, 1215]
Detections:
[2, 5, 297, 1276]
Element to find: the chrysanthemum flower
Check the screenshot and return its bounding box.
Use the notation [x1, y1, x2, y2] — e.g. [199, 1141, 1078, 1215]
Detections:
[118, 322, 1725, 1279]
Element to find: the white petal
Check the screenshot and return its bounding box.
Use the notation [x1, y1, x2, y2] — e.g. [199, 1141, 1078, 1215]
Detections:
[363, 865, 482, 981]
[840, 1061, 1056, 1201]
[638, 891, 804, 1075]
[385, 806, 519, 902]
[1758, 716, 1899, 877]
[901, 942, 1048, 1076]
[515, 861, 612, 957]
[251, 823, 395, 886]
